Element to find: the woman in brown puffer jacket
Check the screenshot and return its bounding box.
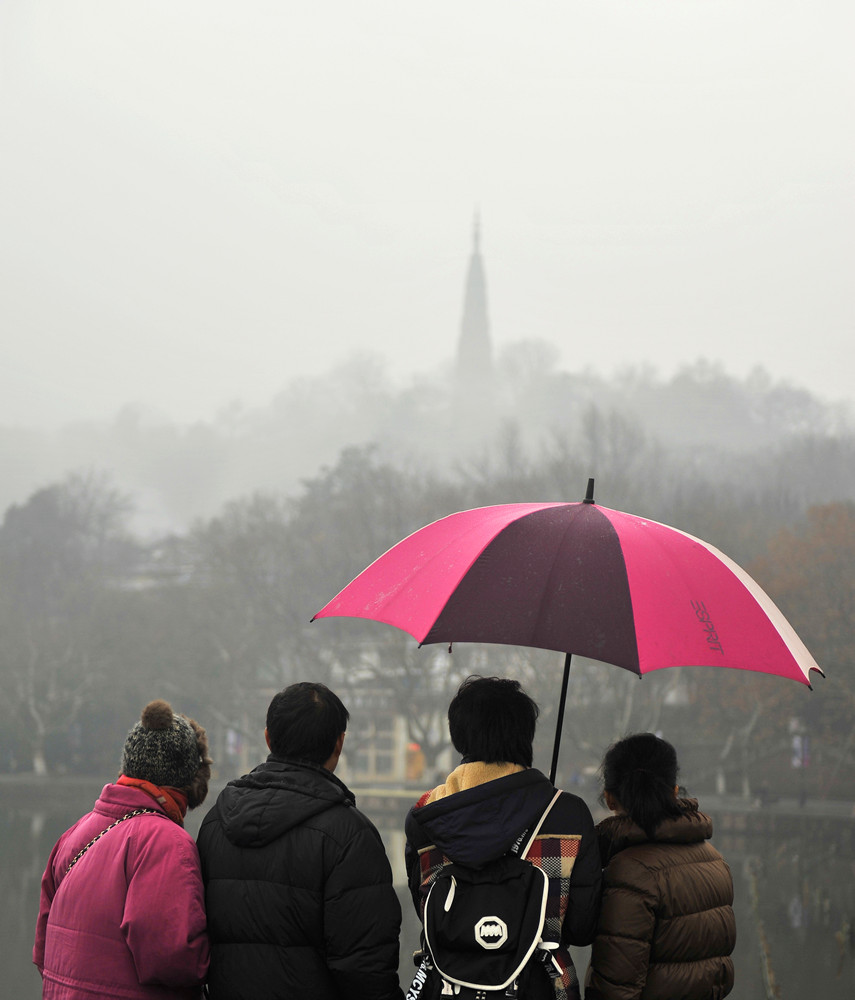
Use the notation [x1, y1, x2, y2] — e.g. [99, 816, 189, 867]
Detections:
[585, 733, 735, 1000]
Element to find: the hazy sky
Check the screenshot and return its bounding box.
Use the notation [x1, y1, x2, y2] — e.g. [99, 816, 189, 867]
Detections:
[2, 1, 852, 428]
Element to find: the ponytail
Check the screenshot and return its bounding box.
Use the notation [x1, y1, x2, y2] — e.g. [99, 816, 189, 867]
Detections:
[601, 733, 685, 840]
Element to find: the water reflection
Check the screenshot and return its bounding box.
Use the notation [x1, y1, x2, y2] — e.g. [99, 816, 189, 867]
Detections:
[5, 782, 854, 1000]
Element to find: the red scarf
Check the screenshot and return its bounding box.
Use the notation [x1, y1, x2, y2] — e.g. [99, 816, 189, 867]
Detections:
[117, 775, 188, 825]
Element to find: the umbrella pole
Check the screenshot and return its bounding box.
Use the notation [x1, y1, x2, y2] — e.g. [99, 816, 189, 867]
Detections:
[549, 652, 573, 785]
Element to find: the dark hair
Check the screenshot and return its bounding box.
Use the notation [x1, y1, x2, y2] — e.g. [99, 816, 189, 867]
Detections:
[266, 682, 349, 764]
[448, 676, 539, 767]
[601, 732, 685, 839]
[184, 715, 213, 809]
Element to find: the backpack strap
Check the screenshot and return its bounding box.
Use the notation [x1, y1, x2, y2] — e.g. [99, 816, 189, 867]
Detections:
[520, 788, 562, 859]
[519, 789, 568, 981]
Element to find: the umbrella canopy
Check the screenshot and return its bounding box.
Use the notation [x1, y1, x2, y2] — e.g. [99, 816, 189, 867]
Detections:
[313, 483, 823, 781]
[313, 493, 821, 686]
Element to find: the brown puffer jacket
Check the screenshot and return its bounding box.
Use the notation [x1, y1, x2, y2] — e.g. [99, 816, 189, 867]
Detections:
[585, 799, 735, 1000]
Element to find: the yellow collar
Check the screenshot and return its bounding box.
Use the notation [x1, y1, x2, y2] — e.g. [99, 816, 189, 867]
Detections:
[425, 761, 525, 804]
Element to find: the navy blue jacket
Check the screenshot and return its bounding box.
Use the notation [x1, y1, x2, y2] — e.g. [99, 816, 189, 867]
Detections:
[404, 767, 601, 1000]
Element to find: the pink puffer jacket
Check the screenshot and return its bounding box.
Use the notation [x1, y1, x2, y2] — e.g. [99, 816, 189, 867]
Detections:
[33, 783, 209, 999]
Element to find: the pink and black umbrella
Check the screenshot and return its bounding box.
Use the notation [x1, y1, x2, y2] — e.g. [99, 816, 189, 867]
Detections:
[313, 480, 822, 781]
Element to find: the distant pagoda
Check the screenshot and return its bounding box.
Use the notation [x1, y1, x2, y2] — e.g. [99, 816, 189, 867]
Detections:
[454, 214, 494, 431]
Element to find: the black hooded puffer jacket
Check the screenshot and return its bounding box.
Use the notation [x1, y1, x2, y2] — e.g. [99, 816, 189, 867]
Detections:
[197, 757, 403, 1000]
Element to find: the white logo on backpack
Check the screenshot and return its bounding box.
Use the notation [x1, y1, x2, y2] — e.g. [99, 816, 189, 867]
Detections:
[475, 916, 508, 949]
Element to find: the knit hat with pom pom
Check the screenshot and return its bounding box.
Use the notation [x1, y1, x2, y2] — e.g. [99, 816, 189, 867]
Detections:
[122, 699, 202, 790]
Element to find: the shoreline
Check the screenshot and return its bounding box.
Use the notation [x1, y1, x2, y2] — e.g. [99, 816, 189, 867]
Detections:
[2, 772, 853, 820]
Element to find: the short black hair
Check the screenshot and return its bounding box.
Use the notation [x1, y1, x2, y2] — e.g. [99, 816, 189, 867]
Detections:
[601, 732, 685, 839]
[447, 675, 539, 767]
[266, 682, 349, 765]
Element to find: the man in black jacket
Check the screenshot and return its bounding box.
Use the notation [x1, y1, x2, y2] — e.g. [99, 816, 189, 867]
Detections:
[198, 682, 403, 1000]
[404, 676, 602, 1000]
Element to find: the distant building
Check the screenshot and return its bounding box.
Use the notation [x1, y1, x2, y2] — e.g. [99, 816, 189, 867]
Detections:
[454, 214, 495, 436]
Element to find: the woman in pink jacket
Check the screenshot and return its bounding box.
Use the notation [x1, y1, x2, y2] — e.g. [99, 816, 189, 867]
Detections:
[33, 699, 212, 999]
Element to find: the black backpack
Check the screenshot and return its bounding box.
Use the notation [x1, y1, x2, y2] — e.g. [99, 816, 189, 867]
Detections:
[409, 790, 562, 999]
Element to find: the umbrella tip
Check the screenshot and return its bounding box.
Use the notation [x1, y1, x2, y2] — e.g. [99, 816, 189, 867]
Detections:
[584, 478, 595, 504]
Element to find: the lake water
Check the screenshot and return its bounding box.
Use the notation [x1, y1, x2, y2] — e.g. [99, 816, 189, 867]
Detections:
[5, 777, 854, 999]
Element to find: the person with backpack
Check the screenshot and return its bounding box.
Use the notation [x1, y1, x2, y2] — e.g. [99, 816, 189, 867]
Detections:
[33, 699, 212, 999]
[585, 732, 736, 1000]
[404, 675, 602, 1000]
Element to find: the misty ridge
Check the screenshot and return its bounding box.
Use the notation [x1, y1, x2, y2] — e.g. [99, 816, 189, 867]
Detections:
[1, 335, 854, 806]
[1, 347, 853, 539]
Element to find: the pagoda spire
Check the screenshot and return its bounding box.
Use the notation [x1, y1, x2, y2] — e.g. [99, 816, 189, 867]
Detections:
[453, 213, 495, 435]
[456, 212, 492, 385]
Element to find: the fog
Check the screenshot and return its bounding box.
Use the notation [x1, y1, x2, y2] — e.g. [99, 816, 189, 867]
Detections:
[2, 1, 853, 433]
[3, 10, 855, 998]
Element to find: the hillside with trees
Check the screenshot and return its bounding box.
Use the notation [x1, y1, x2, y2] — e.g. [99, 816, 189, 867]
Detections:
[1, 350, 852, 536]
[1, 372, 853, 800]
